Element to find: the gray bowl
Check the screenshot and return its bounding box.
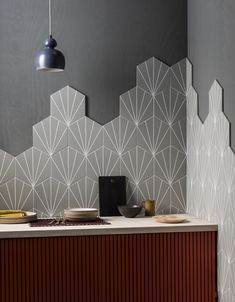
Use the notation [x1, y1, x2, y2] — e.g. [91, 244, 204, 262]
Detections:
[118, 205, 142, 218]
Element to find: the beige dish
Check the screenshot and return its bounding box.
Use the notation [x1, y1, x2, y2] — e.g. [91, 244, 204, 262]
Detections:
[64, 208, 98, 216]
[154, 215, 189, 224]
[64, 208, 99, 221]
[0, 211, 37, 224]
[65, 216, 98, 222]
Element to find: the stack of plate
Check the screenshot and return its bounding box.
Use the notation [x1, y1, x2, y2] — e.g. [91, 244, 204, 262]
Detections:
[64, 208, 99, 221]
[0, 211, 37, 224]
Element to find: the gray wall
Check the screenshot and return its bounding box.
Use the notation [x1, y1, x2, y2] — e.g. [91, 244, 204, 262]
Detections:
[188, 0, 235, 148]
[0, 0, 187, 156]
[0, 58, 187, 216]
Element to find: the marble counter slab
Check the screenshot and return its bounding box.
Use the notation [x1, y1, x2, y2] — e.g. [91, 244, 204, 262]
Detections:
[0, 214, 217, 239]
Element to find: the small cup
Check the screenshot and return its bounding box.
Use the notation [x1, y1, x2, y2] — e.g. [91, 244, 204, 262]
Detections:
[143, 200, 156, 216]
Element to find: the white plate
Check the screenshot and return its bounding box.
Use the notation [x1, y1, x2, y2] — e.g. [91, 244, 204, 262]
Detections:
[0, 211, 37, 224]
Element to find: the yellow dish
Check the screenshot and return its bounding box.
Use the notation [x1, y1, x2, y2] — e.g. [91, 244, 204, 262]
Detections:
[0, 211, 37, 224]
[0, 210, 26, 217]
[0, 213, 25, 218]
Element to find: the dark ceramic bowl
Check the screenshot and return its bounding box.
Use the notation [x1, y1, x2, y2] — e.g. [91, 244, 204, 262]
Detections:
[118, 205, 142, 218]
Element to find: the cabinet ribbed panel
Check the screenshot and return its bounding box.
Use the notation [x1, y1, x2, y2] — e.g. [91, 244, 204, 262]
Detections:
[0, 232, 217, 302]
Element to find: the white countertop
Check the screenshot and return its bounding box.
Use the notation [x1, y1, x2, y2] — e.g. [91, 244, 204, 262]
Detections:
[0, 214, 217, 239]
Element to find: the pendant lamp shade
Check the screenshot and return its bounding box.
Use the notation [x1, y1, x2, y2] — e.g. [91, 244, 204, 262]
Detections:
[36, 36, 65, 72]
[35, 0, 65, 72]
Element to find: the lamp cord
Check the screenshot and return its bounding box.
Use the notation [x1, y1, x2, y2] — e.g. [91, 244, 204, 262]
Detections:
[49, 0, 52, 37]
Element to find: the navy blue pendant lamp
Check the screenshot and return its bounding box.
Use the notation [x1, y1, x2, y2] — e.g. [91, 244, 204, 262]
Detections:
[35, 0, 65, 72]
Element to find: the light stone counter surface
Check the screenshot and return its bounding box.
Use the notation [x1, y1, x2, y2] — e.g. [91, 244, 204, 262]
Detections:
[0, 214, 217, 239]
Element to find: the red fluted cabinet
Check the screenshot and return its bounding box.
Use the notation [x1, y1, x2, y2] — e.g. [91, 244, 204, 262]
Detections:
[0, 232, 217, 302]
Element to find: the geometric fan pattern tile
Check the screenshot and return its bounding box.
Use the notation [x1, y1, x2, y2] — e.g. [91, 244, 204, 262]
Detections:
[0, 57, 187, 217]
[187, 80, 234, 301]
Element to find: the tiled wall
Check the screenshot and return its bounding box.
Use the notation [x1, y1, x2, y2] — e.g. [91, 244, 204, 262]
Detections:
[187, 80, 235, 301]
[0, 57, 187, 217]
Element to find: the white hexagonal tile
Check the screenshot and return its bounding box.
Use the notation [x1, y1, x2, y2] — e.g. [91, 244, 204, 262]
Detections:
[52, 147, 85, 185]
[155, 146, 186, 185]
[187, 86, 198, 125]
[103, 116, 137, 155]
[155, 187, 171, 214]
[120, 86, 153, 125]
[50, 86, 85, 125]
[126, 180, 139, 205]
[154, 147, 171, 183]
[217, 251, 230, 299]
[86, 147, 103, 181]
[16, 147, 50, 186]
[221, 147, 235, 190]
[0, 178, 33, 210]
[154, 88, 186, 125]
[203, 114, 216, 155]
[138, 117, 170, 155]
[216, 184, 230, 226]
[209, 81, 223, 123]
[33, 116, 67, 156]
[137, 57, 169, 96]
[69, 116, 103, 155]
[171, 176, 186, 212]
[121, 146, 153, 185]
[0, 150, 15, 185]
[214, 113, 230, 153]
[139, 175, 169, 207]
[190, 116, 203, 151]
[69, 177, 98, 208]
[171, 58, 189, 94]
[197, 146, 210, 185]
[102, 147, 121, 176]
[34, 178, 68, 217]
[171, 118, 186, 154]
[170, 147, 186, 183]
[207, 147, 222, 187]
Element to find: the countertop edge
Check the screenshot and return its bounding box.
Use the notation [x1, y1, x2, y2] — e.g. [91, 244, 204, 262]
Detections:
[0, 224, 218, 239]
